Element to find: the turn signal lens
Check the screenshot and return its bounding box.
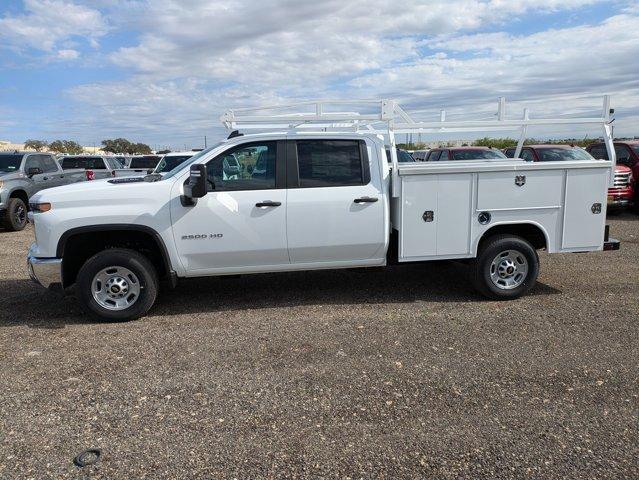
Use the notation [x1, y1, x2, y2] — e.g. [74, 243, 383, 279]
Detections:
[30, 202, 52, 213]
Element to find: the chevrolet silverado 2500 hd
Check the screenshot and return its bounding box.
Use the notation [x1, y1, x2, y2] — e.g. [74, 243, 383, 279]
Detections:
[26, 98, 620, 321]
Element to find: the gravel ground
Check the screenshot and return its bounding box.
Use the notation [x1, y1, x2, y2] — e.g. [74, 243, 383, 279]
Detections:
[1, 215, 638, 479]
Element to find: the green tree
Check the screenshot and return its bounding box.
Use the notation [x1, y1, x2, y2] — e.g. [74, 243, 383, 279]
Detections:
[102, 138, 132, 154]
[47, 139, 85, 154]
[48, 140, 66, 153]
[128, 142, 152, 155]
[63, 140, 84, 155]
[472, 137, 519, 149]
[24, 139, 48, 151]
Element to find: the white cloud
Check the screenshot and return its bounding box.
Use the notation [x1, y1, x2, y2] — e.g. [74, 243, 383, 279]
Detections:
[52, 0, 639, 144]
[0, 0, 107, 53]
[57, 48, 80, 59]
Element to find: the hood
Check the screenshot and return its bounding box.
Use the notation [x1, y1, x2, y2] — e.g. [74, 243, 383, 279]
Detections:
[0, 171, 24, 182]
[30, 176, 175, 206]
[615, 164, 631, 173]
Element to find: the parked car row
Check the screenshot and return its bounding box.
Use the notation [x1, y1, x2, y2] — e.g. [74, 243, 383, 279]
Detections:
[1, 152, 85, 231]
[2, 139, 636, 234]
[0, 150, 200, 232]
[405, 143, 636, 212]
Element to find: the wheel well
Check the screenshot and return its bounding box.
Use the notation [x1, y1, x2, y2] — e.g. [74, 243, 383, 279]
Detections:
[478, 223, 547, 251]
[10, 190, 28, 205]
[59, 229, 170, 287]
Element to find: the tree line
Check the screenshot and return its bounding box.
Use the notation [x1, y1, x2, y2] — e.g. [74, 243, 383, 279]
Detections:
[23, 138, 152, 155]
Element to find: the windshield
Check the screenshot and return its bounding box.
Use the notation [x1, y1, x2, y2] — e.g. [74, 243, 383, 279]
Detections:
[537, 148, 593, 161]
[163, 142, 226, 180]
[130, 156, 160, 169]
[155, 155, 194, 173]
[632, 145, 639, 155]
[451, 149, 506, 160]
[0, 154, 23, 172]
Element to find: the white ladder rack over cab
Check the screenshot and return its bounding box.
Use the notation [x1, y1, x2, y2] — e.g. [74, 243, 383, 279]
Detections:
[220, 96, 617, 193]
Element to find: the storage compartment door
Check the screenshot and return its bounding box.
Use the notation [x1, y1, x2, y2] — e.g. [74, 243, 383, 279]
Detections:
[562, 169, 608, 249]
[400, 173, 472, 259]
[400, 175, 438, 257]
[436, 174, 472, 256]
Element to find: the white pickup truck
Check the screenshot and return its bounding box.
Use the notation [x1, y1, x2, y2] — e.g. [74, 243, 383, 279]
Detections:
[27, 98, 620, 321]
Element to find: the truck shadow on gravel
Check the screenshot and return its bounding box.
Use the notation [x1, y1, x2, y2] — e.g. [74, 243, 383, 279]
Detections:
[150, 262, 561, 317]
[0, 262, 561, 328]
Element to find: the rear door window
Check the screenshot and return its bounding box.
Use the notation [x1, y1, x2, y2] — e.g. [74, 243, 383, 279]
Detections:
[295, 140, 367, 187]
[39, 155, 59, 173]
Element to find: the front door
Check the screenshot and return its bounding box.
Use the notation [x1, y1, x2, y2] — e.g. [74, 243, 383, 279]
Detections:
[171, 140, 289, 274]
[286, 138, 386, 265]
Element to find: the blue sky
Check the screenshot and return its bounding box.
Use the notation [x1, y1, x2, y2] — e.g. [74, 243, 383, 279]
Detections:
[1, 0, 638, 149]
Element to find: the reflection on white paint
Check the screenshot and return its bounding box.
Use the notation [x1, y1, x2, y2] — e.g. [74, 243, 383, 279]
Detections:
[217, 192, 239, 213]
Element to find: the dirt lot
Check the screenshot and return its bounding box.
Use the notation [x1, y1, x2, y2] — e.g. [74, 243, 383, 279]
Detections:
[1, 215, 638, 479]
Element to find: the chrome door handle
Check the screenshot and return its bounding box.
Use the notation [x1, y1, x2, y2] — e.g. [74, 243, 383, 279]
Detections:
[255, 201, 281, 207]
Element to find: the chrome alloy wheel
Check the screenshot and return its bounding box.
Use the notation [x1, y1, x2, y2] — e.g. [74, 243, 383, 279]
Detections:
[489, 250, 529, 290]
[92, 266, 141, 311]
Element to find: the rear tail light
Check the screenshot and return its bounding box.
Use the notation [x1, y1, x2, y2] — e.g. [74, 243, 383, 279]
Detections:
[86, 170, 95, 181]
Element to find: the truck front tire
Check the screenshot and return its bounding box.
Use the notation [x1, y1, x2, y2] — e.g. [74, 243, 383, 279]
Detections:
[76, 248, 158, 321]
[2, 197, 28, 231]
[471, 235, 539, 300]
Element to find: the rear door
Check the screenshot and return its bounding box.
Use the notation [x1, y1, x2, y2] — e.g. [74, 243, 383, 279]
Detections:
[286, 138, 385, 265]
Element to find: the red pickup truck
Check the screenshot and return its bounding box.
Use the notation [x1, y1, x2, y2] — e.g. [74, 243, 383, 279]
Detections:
[586, 141, 638, 210]
[504, 144, 634, 211]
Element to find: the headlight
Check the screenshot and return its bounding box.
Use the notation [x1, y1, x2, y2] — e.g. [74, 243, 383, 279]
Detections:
[29, 202, 52, 213]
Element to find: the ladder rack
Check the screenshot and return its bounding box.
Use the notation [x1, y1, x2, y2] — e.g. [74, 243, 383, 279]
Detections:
[220, 96, 617, 193]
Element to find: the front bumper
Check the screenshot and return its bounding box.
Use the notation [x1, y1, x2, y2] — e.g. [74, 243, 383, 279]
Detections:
[607, 187, 634, 209]
[27, 247, 63, 290]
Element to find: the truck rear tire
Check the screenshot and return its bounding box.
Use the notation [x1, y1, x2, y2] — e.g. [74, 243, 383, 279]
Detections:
[76, 248, 158, 321]
[471, 235, 539, 300]
[2, 197, 28, 231]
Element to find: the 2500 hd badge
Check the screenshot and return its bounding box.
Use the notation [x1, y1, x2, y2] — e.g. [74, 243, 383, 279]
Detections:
[182, 234, 224, 240]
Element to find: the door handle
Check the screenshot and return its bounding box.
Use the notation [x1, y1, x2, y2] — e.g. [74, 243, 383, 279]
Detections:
[354, 196, 378, 203]
[255, 201, 281, 207]
[43, 176, 48, 181]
